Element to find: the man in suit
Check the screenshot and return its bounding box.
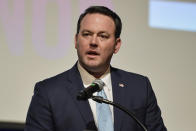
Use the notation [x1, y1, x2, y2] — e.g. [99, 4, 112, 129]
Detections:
[25, 6, 167, 131]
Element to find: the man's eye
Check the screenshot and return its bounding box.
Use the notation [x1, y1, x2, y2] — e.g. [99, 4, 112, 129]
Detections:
[82, 33, 90, 36]
[82, 33, 89, 36]
[100, 34, 109, 39]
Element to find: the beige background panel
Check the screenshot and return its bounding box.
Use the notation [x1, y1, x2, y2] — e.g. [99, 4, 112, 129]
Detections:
[0, 0, 195, 130]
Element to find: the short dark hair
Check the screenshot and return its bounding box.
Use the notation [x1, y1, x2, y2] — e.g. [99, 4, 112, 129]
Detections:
[76, 6, 122, 38]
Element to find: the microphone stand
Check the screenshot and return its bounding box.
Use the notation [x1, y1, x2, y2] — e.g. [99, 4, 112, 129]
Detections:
[91, 96, 147, 131]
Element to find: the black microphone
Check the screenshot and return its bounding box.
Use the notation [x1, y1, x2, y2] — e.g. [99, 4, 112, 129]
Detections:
[77, 79, 105, 100]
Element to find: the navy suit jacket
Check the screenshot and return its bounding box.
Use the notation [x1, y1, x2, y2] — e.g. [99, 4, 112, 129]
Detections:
[25, 64, 167, 131]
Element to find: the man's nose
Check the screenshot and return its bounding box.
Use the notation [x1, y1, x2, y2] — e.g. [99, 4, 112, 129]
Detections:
[90, 35, 98, 47]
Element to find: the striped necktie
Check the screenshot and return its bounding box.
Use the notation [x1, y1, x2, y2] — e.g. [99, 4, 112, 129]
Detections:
[96, 86, 113, 131]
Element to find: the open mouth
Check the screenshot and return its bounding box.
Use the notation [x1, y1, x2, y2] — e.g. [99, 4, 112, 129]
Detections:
[87, 51, 99, 56]
[86, 51, 100, 58]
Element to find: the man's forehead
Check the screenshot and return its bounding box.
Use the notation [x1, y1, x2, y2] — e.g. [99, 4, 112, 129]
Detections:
[81, 13, 114, 25]
[80, 13, 115, 33]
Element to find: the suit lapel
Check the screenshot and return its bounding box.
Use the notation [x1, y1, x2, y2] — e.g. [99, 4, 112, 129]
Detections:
[66, 64, 96, 129]
[111, 67, 126, 131]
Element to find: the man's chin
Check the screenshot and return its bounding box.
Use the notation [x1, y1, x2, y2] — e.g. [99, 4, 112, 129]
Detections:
[85, 63, 100, 70]
[82, 61, 101, 71]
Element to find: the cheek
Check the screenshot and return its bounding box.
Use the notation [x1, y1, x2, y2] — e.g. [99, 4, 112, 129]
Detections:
[77, 43, 88, 56]
[102, 45, 115, 57]
[78, 39, 89, 49]
[105, 44, 115, 53]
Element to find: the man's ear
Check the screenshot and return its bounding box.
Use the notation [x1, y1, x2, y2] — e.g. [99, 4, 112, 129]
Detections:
[74, 34, 78, 49]
[114, 38, 122, 54]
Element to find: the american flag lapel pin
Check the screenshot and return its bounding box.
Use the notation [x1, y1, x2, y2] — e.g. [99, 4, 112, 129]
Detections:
[119, 83, 125, 88]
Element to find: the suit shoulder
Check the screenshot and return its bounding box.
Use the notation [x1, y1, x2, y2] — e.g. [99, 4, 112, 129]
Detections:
[111, 67, 148, 80]
[40, 70, 69, 84]
[34, 68, 72, 93]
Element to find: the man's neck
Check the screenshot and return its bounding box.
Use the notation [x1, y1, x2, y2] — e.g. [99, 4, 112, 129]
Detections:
[77, 62, 110, 79]
[87, 70, 105, 79]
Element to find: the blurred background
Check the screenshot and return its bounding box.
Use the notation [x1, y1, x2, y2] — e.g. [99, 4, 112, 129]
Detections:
[0, 0, 196, 130]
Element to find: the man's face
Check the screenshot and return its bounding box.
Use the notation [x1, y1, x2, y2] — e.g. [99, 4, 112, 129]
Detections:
[75, 13, 121, 74]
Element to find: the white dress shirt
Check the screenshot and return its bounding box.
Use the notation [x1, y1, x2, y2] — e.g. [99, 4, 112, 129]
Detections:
[77, 62, 114, 126]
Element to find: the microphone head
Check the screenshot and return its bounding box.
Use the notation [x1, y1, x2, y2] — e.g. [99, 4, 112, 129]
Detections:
[93, 79, 105, 91]
[77, 79, 105, 100]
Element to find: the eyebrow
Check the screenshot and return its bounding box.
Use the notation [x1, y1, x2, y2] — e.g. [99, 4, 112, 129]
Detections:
[81, 29, 110, 35]
[81, 30, 92, 33]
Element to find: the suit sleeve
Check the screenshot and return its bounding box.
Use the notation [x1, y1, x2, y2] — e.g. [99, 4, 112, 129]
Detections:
[24, 82, 55, 131]
[145, 77, 167, 131]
